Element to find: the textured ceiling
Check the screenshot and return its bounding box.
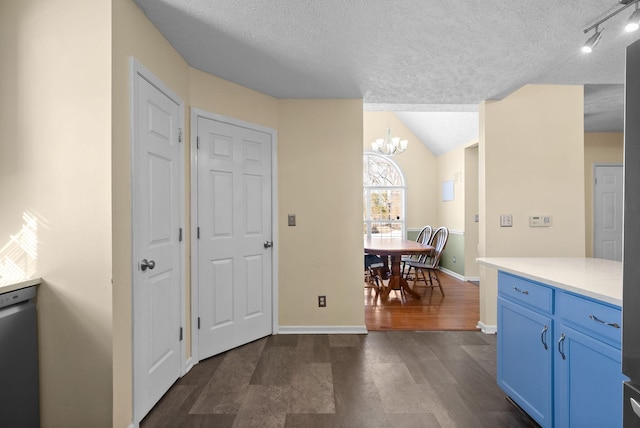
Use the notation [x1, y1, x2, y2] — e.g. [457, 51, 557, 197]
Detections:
[134, 0, 638, 155]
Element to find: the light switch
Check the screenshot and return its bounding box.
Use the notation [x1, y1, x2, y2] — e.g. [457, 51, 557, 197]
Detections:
[288, 214, 296, 226]
[500, 214, 513, 227]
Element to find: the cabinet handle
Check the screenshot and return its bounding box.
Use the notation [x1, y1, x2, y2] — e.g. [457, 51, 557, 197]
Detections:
[512, 286, 529, 295]
[558, 333, 566, 360]
[541, 324, 548, 350]
[588, 314, 620, 329]
[631, 397, 640, 418]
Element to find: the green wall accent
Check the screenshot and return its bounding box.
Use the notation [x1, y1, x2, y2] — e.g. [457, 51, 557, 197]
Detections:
[440, 232, 465, 276]
[407, 229, 420, 241]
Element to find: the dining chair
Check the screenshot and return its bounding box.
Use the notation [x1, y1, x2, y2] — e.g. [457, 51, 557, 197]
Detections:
[401, 225, 432, 277]
[364, 254, 385, 293]
[406, 226, 449, 296]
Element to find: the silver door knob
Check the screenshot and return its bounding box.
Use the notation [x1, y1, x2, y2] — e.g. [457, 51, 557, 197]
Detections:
[140, 259, 156, 271]
[264, 241, 273, 248]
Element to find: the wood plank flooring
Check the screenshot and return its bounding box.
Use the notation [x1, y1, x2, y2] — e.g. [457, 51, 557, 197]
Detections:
[141, 331, 538, 428]
[141, 271, 539, 427]
[365, 271, 481, 331]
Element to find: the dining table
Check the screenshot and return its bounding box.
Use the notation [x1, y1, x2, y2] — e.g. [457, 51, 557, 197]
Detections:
[364, 237, 435, 300]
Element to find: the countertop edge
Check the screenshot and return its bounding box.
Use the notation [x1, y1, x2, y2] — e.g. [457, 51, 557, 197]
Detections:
[0, 278, 42, 295]
[477, 258, 622, 307]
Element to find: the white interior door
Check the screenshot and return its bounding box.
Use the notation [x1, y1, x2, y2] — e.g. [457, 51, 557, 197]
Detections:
[132, 62, 184, 422]
[195, 114, 273, 360]
[594, 164, 623, 261]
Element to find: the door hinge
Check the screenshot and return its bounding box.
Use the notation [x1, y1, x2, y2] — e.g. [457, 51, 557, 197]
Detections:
[179, 228, 183, 242]
[595, 177, 598, 185]
[196, 136, 200, 149]
[197, 227, 200, 239]
[197, 317, 201, 329]
[179, 327, 183, 341]
[178, 128, 183, 143]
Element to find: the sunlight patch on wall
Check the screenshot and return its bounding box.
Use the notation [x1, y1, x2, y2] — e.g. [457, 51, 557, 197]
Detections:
[0, 211, 39, 285]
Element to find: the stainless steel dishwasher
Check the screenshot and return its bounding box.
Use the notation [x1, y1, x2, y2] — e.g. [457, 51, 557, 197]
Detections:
[0, 285, 39, 427]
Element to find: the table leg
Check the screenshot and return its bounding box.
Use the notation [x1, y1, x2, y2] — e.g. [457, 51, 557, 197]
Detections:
[380, 255, 421, 300]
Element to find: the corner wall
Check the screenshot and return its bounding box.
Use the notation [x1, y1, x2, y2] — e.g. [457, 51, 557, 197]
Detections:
[278, 100, 364, 328]
[1, 1, 113, 426]
[479, 85, 585, 328]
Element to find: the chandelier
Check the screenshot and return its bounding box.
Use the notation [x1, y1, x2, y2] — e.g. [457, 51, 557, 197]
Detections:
[371, 126, 408, 156]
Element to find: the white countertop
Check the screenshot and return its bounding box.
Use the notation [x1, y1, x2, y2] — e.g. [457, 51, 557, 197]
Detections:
[0, 278, 42, 295]
[476, 257, 622, 306]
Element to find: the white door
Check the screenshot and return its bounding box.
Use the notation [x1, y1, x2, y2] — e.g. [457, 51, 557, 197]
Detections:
[594, 164, 623, 261]
[132, 63, 184, 422]
[196, 115, 273, 359]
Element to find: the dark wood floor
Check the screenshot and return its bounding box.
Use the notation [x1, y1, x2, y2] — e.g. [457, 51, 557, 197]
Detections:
[141, 331, 538, 428]
[141, 271, 539, 427]
[365, 271, 481, 331]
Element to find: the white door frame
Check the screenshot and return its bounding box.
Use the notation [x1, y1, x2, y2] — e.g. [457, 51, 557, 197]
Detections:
[189, 108, 278, 363]
[593, 162, 623, 260]
[130, 58, 187, 424]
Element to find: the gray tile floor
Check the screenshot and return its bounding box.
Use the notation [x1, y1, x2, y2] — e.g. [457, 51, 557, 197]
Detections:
[141, 331, 539, 428]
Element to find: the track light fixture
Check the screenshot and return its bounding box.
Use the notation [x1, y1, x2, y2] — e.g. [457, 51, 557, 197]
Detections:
[582, 0, 640, 53]
[582, 25, 603, 53]
[625, 2, 640, 32]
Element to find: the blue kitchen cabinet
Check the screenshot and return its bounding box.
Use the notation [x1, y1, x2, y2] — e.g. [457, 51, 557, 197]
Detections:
[554, 291, 625, 428]
[497, 271, 624, 427]
[498, 296, 553, 426]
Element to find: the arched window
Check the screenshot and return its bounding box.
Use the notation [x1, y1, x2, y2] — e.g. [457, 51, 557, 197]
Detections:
[363, 153, 406, 238]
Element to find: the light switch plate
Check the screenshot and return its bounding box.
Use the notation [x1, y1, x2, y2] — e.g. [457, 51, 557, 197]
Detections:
[500, 214, 513, 227]
[288, 214, 296, 226]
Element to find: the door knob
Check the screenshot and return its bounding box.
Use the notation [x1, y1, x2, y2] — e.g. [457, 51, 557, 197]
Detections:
[140, 259, 156, 271]
[264, 241, 273, 248]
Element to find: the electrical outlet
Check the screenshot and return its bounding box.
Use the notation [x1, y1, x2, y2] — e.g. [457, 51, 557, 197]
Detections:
[318, 295, 326, 307]
[452, 256, 456, 263]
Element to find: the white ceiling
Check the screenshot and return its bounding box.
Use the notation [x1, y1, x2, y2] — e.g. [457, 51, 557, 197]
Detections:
[134, 0, 638, 156]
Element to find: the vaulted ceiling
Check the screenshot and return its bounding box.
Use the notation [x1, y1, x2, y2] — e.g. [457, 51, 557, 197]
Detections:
[134, 0, 637, 155]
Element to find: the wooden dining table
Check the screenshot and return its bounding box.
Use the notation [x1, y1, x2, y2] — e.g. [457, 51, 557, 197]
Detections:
[364, 237, 435, 300]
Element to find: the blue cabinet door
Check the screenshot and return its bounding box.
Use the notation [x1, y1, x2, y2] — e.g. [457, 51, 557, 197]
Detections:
[498, 297, 553, 427]
[555, 323, 626, 428]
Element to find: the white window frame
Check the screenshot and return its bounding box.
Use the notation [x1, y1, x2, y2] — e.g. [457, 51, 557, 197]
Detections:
[363, 152, 406, 239]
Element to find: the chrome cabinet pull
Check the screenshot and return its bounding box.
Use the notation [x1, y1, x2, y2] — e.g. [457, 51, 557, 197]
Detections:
[631, 397, 640, 418]
[589, 314, 620, 329]
[512, 286, 529, 295]
[541, 324, 548, 350]
[558, 333, 566, 360]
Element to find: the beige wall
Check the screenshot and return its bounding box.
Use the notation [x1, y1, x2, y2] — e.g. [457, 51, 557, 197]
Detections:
[479, 85, 586, 327]
[584, 132, 624, 256]
[1, 0, 113, 426]
[278, 100, 364, 327]
[363, 112, 438, 231]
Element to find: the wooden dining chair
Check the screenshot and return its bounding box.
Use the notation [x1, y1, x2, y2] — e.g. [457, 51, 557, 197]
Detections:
[406, 226, 449, 296]
[401, 225, 432, 278]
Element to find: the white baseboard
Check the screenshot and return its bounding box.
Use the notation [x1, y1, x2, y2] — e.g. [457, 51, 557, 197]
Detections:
[278, 325, 368, 335]
[477, 321, 497, 335]
[439, 267, 465, 281]
[439, 267, 479, 283]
